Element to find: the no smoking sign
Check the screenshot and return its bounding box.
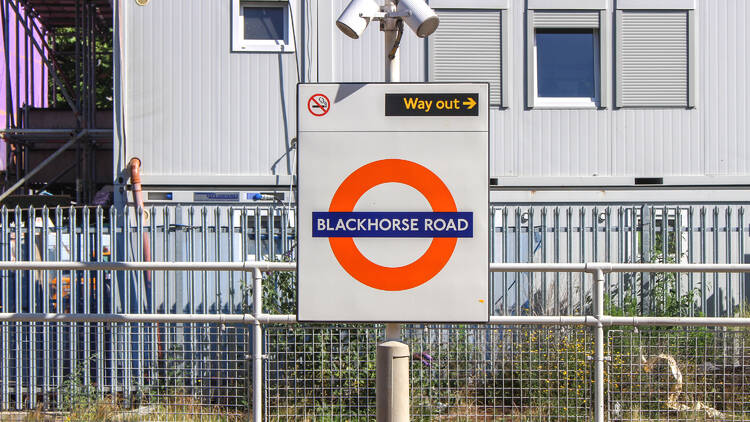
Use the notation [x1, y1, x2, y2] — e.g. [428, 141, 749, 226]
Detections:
[307, 93, 330, 116]
[297, 83, 489, 322]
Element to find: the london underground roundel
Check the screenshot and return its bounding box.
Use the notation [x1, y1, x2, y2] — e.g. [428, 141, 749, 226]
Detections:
[319, 159, 466, 291]
[298, 82, 489, 323]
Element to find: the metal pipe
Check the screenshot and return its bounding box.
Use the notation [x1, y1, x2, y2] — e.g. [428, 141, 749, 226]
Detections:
[252, 267, 263, 422]
[593, 269, 605, 422]
[0, 260, 297, 271]
[0, 130, 88, 202]
[0, 312, 261, 324]
[6, 312, 750, 327]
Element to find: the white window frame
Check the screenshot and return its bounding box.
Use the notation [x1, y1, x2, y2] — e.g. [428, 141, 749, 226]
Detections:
[231, 0, 296, 53]
[532, 28, 601, 109]
[526, 1, 609, 109]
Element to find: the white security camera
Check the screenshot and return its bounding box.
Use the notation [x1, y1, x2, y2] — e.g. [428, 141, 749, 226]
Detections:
[336, 0, 381, 39]
[397, 0, 439, 38]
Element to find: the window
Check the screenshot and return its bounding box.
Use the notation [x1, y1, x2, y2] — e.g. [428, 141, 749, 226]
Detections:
[428, 0, 509, 107]
[534, 29, 599, 106]
[615, 0, 696, 108]
[526, 0, 608, 109]
[232, 0, 295, 52]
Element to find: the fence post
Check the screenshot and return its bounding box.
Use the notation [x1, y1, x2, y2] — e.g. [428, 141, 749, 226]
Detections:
[252, 267, 263, 422]
[593, 267, 605, 422]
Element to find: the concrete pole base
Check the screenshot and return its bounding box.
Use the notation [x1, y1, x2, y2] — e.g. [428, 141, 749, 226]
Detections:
[376, 340, 410, 422]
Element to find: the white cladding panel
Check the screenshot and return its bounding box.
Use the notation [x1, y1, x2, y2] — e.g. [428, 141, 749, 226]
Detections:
[117, 0, 298, 184]
[116, 0, 750, 186]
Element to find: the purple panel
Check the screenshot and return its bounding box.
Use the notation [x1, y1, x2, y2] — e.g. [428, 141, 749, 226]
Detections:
[0, 4, 48, 171]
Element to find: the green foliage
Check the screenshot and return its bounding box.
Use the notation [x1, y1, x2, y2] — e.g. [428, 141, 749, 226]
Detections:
[48, 26, 113, 109]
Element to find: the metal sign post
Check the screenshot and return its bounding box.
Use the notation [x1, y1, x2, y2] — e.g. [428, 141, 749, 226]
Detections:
[300, 4, 486, 420]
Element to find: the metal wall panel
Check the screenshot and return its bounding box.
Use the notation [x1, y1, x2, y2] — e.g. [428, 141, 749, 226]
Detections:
[702, 0, 750, 176]
[118, 0, 298, 185]
[116, 0, 750, 186]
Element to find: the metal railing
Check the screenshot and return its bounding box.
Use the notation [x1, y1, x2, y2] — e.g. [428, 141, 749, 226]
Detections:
[3, 203, 749, 319]
[3, 261, 750, 421]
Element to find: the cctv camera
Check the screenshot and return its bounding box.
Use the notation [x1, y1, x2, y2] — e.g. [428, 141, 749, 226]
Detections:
[397, 0, 439, 38]
[336, 0, 381, 39]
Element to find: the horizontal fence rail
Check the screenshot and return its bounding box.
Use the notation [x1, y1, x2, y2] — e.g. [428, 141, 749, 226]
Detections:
[3, 203, 750, 318]
[3, 262, 750, 421]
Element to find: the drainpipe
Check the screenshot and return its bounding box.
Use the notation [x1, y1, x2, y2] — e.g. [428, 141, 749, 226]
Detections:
[128, 158, 164, 364]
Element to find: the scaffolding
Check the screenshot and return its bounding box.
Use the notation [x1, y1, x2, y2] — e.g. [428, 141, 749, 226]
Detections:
[0, 0, 113, 205]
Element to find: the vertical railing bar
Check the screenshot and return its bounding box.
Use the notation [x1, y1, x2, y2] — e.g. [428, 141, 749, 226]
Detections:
[489, 207, 495, 315]
[13, 206, 22, 410]
[82, 206, 90, 388]
[739, 207, 745, 316]
[713, 207, 720, 316]
[215, 206, 222, 313]
[229, 207, 235, 313]
[200, 207, 207, 314]
[95, 206, 104, 398]
[1, 206, 8, 410]
[109, 206, 118, 400]
[616, 208, 624, 311]
[148, 205, 157, 388]
[514, 207, 521, 316]
[540, 207, 547, 315]
[567, 207, 573, 315]
[676, 206, 683, 304]
[188, 206, 196, 390]
[631, 207, 637, 310]
[269, 206, 276, 261]
[502, 207, 508, 315]
[700, 207, 707, 314]
[164, 207, 171, 315]
[69, 206, 78, 398]
[241, 208, 249, 309]
[42, 207, 50, 405]
[604, 207, 611, 306]
[135, 206, 144, 391]
[254, 207, 261, 263]
[28, 206, 37, 407]
[554, 207, 560, 316]
[579, 207, 585, 315]
[688, 207, 694, 316]
[726, 207, 733, 315]
[527, 207, 534, 314]
[122, 206, 130, 402]
[54, 206, 63, 401]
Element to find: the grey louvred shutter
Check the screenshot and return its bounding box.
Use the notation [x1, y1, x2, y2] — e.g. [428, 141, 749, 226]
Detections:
[617, 11, 689, 107]
[533, 11, 600, 28]
[429, 10, 502, 105]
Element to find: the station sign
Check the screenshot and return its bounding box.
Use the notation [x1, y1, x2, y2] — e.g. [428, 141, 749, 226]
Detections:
[297, 83, 489, 322]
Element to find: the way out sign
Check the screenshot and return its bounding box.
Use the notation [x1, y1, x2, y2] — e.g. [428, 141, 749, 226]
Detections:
[297, 83, 489, 322]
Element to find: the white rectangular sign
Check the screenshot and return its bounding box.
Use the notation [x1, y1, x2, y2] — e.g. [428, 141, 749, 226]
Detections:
[298, 83, 489, 322]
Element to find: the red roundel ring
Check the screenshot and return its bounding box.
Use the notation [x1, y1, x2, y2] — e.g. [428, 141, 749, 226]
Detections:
[328, 159, 458, 291]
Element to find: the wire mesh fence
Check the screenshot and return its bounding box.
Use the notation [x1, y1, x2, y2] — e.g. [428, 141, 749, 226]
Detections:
[264, 325, 593, 421]
[608, 328, 750, 421]
[0, 321, 251, 421]
[5, 320, 750, 420]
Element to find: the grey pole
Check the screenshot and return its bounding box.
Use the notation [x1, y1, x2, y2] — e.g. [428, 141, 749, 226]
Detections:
[377, 1, 409, 420]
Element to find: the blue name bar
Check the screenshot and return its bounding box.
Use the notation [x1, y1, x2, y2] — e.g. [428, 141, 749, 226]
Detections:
[312, 212, 473, 238]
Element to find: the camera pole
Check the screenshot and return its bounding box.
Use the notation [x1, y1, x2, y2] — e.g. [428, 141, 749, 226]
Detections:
[376, 3, 410, 421]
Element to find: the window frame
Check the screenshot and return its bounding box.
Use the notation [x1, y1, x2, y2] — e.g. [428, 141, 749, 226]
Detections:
[526, 5, 608, 109]
[231, 0, 296, 53]
[532, 28, 601, 109]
